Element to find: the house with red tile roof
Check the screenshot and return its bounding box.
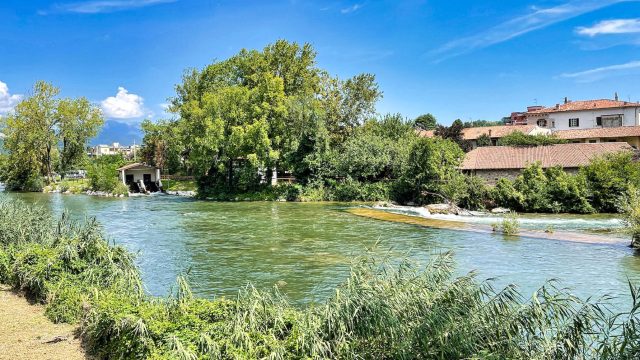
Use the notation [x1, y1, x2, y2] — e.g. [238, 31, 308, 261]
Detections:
[461, 142, 633, 184]
[520, 97, 640, 131]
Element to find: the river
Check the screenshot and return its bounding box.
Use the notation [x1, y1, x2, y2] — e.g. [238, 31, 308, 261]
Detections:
[5, 192, 640, 309]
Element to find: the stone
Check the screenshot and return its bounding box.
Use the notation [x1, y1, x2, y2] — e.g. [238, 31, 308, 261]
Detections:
[425, 203, 455, 215]
[491, 207, 511, 214]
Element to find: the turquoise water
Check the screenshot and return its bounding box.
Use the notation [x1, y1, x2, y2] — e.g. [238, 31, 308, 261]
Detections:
[6, 192, 640, 310]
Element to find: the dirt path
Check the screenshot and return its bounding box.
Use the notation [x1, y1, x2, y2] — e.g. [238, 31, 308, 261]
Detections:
[0, 285, 88, 360]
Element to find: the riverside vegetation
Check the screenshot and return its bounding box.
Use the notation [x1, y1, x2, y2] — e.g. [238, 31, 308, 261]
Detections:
[2, 198, 640, 359]
[1, 40, 640, 214]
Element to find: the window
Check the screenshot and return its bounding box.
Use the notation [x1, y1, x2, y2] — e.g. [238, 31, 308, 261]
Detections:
[588, 139, 597, 143]
[569, 118, 579, 127]
[602, 114, 623, 128]
[536, 119, 547, 127]
[596, 117, 602, 126]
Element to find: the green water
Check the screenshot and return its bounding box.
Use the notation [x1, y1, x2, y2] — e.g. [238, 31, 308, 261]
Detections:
[6, 193, 640, 309]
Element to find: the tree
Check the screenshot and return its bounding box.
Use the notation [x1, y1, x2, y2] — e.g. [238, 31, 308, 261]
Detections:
[0, 81, 103, 190]
[140, 119, 182, 174]
[414, 113, 437, 130]
[57, 97, 103, 174]
[400, 137, 466, 204]
[167, 40, 382, 192]
[476, 134, 492, 147]
[434, 119, 470, 151]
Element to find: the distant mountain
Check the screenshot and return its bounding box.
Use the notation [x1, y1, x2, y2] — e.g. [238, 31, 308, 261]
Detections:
[91, 120, 143, 146]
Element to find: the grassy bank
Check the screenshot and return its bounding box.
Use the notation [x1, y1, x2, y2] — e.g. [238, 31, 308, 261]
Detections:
[1, 198, 640, 359]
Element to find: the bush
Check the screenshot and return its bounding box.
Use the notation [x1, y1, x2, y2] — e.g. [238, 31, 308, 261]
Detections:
[332, 179, 391, 202]
[87, 154, 126, 193]
[580, 152, 640, 213]
[497, 131, 567, 146]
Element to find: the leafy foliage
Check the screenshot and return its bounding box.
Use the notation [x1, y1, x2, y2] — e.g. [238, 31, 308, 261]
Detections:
[413, 113, 437, 130]
[0, 81, 103, 190]
[497, 131, 568, 146]
[87, 154, 127, 193]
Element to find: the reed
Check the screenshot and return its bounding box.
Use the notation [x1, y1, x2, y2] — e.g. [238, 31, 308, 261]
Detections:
[1, 197, 640, 359]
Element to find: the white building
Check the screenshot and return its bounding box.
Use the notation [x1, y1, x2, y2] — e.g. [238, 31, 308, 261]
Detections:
[91, 142, 140, 160]
[523, 98, 640, 130]
[117, 163, 162, 193]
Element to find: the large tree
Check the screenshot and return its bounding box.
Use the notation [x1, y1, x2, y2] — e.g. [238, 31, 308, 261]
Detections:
[0, 81, 103, 190]
[165, 40, 382, 191]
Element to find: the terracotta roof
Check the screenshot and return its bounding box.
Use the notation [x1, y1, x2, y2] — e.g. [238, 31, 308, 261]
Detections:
[418, 125, 539, 140]
[461, 142, 633, 170]
[116, 163, 156, 171]
[528, 99, 640, 114]
[554, 126, 640, 140]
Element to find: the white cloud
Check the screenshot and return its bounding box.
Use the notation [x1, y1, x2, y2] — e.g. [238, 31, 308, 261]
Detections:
[576, 18, 640, 36]
[341, 3, 363, 14]
[51, 0, 176, 14]
[430, 0, 633, 61]
[101, 87, 145, 119]
[0, 81, 22, 115]
[560, 60, 640, 82]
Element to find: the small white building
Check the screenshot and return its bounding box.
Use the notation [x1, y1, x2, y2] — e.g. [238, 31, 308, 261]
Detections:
[117, 163, 162, 193]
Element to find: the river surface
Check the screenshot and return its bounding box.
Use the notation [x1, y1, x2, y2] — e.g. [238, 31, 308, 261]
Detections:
[5, 192, 640, 310]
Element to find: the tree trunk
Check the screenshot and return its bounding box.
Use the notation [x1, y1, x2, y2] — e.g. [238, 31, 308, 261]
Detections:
[46, 145, 52, 184]
[227, 159, 233, 189]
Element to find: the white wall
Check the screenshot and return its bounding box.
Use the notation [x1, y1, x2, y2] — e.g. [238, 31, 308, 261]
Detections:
[124, 169, 158, 183]
[527, 107, 640, 130]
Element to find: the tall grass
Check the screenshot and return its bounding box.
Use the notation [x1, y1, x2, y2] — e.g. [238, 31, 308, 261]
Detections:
[1, 197, 640, 358]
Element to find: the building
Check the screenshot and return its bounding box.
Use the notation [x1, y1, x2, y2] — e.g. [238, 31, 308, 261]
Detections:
[518, 98, 640, 130]
[419, 124, 550, 148]
[554, 127, 640, 149]
[117, 163, 162, 193]
[90, 142, 141, 160]
[461, 142, 633, 184]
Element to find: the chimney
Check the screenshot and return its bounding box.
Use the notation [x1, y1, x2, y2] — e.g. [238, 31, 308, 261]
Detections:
[555, 104, 560, 110]
[488, 129, 492, 137]
[615, 92, 619, 101]
[564, 97, 568, 104]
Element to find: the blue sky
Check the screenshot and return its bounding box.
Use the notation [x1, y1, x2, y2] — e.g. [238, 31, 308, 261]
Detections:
[1, 0, 640, 143]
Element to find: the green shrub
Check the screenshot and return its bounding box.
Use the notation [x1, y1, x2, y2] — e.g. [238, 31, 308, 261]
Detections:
[580, 151, 640, 213]
[501, 212, 520, 235]
[497, 131, 567, 146]
[87, 154, 126, 193]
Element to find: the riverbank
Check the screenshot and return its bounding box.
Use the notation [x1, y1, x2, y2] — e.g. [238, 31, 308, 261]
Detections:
[2, 198, 640, 358]
[0, 285, 87, 360]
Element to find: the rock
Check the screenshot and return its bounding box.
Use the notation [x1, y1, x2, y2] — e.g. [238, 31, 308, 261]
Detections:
[372, 201, 399, 208]
[491, 207, 511, 214]
[406, 201, 416, 206]
[425, 203, 455, 215]
[166, 190, 196, 197]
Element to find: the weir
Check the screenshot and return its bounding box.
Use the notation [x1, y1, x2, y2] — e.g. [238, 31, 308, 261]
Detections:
[347, 207, 629, 246]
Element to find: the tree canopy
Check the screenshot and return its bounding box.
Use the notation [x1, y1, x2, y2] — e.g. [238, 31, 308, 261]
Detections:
[164, 40, 383, 192]
[0, 81, 103, 190]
